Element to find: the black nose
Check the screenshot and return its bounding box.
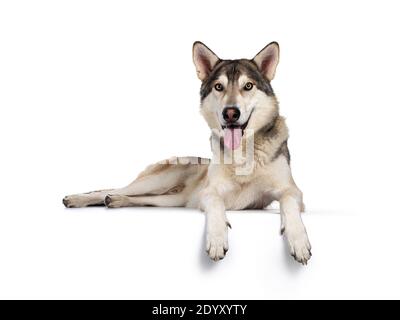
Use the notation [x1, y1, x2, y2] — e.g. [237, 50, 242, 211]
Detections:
[222, 107, 241, 122]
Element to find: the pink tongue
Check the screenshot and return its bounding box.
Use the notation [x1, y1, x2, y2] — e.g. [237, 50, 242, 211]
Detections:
[224, 128, 242, 150]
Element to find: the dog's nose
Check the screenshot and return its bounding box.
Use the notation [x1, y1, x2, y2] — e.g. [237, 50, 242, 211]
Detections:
[222, 107, 241, 122]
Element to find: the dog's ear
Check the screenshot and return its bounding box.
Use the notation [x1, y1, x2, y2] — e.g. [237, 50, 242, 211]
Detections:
[252, 42, 280, 81]
[193, 41, 220, 81]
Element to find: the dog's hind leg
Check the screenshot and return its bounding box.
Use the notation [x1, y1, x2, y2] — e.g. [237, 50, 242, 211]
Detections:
[63, 157, 209, 208]
[111, 168, 186, 197]
[62, 169, 186, 209]
[62, 168, 184, 209]
[104, 194, 186, 208]
[110, 157, 208, 197]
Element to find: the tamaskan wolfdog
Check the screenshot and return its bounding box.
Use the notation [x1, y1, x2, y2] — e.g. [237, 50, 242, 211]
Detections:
[63, 41, 311, 264]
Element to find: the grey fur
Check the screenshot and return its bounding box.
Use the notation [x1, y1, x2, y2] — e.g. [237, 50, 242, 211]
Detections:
[272, 140, 291, 163]
[200, 59, 274, 101]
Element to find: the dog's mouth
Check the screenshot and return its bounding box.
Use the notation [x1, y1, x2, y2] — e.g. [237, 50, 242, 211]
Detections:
[221, 115, 251, 151]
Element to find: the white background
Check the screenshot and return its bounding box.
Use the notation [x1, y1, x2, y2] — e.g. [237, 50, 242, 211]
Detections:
[1, 0, 400, 299]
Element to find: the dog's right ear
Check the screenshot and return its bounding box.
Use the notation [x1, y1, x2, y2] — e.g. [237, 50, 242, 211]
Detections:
[193, 41, 220, 81]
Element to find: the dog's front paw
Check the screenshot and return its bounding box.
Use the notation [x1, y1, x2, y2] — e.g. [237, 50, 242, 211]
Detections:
[282, 222, 312, 265]
[104, 194, 129, 208]
[206, 227, 229, 262]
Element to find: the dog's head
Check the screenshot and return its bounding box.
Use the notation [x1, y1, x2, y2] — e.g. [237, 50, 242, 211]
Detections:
[193, 42, 280, 150]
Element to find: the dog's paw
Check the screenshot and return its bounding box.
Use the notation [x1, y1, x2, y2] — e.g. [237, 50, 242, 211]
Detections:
[206, 228, 229, 262]
[63, 195, 86, 208]
[282, 223, 312, 265]
[105, 194, 129, 208]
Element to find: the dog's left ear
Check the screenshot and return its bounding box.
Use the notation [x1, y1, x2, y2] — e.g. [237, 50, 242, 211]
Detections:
[193, 41, 220, 81]
[252, 42, 280, 81]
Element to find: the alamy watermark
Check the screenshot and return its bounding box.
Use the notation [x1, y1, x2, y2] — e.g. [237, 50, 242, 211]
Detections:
[158, 129, 255, 176]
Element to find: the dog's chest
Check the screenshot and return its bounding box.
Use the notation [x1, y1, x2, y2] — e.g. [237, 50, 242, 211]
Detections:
[222, 171, 276, 210]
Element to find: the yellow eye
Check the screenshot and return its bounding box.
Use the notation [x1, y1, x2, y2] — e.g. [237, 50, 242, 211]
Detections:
[244, 82, 253, 91]
[214, 83, 224, 91]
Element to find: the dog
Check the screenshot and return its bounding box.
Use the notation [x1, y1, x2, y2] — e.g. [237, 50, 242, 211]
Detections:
[63, 41, 311, 264]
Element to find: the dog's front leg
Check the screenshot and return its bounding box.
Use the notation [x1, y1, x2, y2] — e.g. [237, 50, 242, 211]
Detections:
[200, 188, 230, 261]
[279, 188, 312, 265]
